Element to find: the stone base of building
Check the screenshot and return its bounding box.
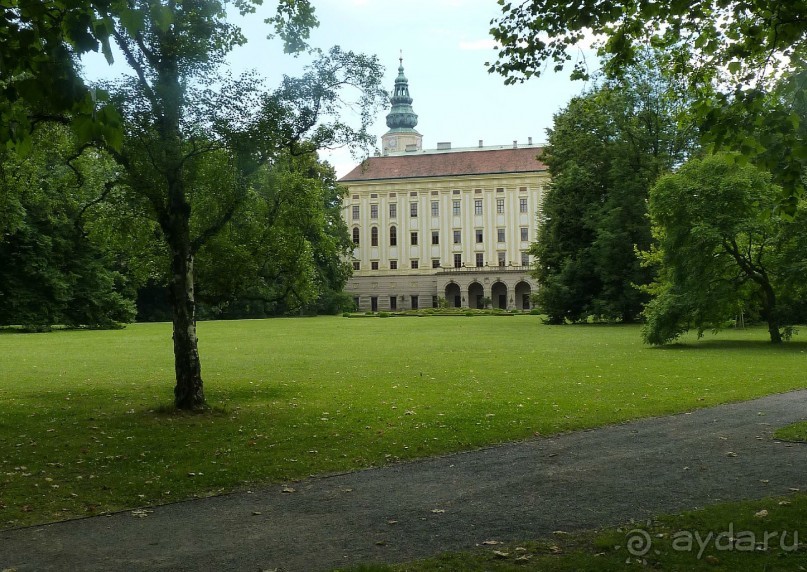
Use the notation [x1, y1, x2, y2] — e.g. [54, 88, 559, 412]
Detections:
[346, 268, 536, 312]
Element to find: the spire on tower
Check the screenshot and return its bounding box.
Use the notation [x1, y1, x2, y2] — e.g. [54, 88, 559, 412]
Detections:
[381, 54, 423, 153]
[386, 53, 418, 130]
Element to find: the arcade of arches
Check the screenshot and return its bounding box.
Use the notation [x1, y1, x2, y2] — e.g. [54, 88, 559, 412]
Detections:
[441, 277, 533, 310]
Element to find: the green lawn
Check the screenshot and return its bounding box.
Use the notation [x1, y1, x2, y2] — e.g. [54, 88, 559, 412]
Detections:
[0, 317, 805, 529]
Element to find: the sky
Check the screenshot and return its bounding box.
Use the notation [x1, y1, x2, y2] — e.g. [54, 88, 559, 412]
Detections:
[81, 0, 594, 178]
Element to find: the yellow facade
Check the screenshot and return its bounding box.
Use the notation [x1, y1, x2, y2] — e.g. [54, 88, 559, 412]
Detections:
[340, 144, 549, 311]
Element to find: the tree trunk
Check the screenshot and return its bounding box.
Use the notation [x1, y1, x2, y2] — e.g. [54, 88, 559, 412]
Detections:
[167, 216, 206, 410]
[760, 282, 782, 344]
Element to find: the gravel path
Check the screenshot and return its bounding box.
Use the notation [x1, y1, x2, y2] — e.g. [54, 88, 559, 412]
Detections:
[2, 390, 806, 571]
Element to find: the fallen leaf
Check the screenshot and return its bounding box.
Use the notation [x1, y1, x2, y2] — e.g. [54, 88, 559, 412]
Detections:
[726, 451, 738, 457]
[431, 508, 445, 513]
[281, 486, 296, 493]
[754, 509, 769, 518]
[492, 550, 510, 558]
[131, 509, 153, 518]
[481, 540, 500, 545]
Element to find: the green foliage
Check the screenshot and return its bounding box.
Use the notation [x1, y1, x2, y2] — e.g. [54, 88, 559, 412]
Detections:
[0, 1, 321, 150]
[531, 55, 696, 323]
[194, 154, 353, 318]
[488, 0, 807, 204]
[641, 153, 807, 345]
[489, 0, 805, 86]
[1, 318, 805, 528]
[0, 125, 135, 329]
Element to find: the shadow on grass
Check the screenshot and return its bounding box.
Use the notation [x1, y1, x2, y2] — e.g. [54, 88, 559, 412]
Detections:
[651, 339, 807, 352]
[150, 403, 231, 417]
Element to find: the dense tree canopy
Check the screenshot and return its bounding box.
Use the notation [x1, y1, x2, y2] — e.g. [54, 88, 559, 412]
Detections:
[642, 153, 807, 345]
[531, 58, 696, 323]
[0, 124, 135, 329]
[194, 153, 354, 318]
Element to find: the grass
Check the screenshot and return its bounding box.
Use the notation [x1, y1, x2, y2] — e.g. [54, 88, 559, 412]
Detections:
[774, 422, 807, 443]
[342, 493, 807, 571]
[0, 317, 805, 530]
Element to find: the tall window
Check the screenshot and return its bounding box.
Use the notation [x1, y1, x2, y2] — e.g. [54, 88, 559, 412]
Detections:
[352, 261, 360, 271]
[411, 259, 419, 269]
[519, 198, 528, 213]
[431, 201, 439, 217]
[497, 228, 505, 243]
[371, 227, 379, 246]
[431, 231, 439, 245]
[521, 252, 529, 267]
[352, 227, 360, 245]
[390, 260, 397, 270]
[390, 203, 397, 218]
[352, 205, 360, 220]
[390, 226, 397, 246]
[453, 230, 461, 244]
[453, 253, 462, 268]
[497, 198, 504, 214]
[475, 252, 484, 267]
[452, 200, 460, 216]
[498, 251, 506, 266]
[371, 261, 379, 270]
[520, 227, 529, 241]
[389, 295, 397, 310]
[411, 231, 418, 246]
[475, 229, 483, 243]
[474, 199, 483, 215]
[432, 259, 441, 268]
[370, 204, 378, 219]
[410, 202, 418, 217]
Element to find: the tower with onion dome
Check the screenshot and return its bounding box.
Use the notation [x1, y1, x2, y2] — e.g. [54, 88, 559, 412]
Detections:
[381, 54, 423, 154]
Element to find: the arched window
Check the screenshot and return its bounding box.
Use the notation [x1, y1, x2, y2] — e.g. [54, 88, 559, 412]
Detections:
[352, 227, 360, 245]
[389, 226, 397, 246]
[371, 227, 379, 246]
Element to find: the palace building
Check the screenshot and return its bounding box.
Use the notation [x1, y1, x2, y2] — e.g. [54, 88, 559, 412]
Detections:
[339, 58, 548, 312]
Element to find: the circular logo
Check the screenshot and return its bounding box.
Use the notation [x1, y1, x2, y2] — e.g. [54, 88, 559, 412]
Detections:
[626, 528, 652, 557]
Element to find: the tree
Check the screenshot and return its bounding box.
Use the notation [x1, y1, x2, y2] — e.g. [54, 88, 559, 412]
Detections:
[531, 58, 696, 323]
[100, 5, 383, 410]
[2, 2, 385, 410]
[0, 124, 135, 329]
[641, 153, 807, 345]
[488, 0, 807, 205]
[193, 153, 354, 318]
